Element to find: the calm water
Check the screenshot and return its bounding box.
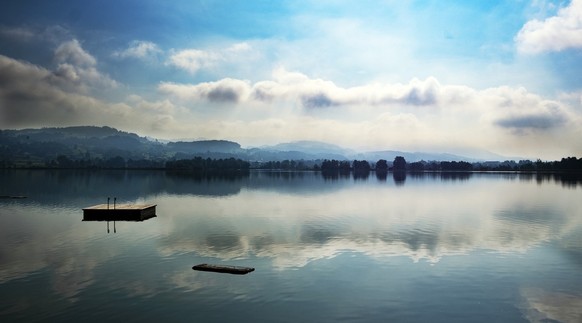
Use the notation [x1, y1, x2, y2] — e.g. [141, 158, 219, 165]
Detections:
[1, 170, 582, 322]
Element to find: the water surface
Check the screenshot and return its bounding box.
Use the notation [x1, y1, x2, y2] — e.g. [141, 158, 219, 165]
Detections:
[1, 170, 581, 322]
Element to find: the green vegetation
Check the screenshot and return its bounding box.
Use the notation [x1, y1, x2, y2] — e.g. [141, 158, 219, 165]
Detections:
[392, 156, 407, 171]
[320, 160, 352, 173]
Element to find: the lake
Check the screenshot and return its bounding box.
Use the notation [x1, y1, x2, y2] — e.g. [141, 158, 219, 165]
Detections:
[1, 170, 581, 322]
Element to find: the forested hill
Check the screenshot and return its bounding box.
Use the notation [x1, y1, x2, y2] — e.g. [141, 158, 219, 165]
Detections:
[0, 126, 244, 167]
[1, 126, 152, 161]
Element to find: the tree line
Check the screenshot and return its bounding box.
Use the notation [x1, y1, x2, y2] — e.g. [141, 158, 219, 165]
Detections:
[1, 155, 250, 171]
[314, 156, 582, 173]
[305, 156, 582, 173]
[3, 154, 582, 173]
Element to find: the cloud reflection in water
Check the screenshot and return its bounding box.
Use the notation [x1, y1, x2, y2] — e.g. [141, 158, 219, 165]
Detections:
[1, 170, 581, 321]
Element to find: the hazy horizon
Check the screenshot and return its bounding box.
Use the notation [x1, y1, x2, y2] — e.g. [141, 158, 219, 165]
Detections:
[1, 1, 582, 160]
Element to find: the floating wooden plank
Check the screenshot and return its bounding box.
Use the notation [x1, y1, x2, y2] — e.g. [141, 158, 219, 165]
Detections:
[192, 263, 255, 275]
[0, 195, 27, 199]
[82, 204, 156, 221]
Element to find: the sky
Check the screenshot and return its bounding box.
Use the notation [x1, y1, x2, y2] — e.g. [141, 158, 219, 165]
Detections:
[1, 0, 582, 159]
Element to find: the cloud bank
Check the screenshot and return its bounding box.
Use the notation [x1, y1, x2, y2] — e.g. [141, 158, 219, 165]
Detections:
[159, 68, 573, 133]
[159, 68, 462, 108]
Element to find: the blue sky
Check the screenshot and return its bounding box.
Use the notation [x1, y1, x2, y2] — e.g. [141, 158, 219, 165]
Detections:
[1, 0, 581, 159]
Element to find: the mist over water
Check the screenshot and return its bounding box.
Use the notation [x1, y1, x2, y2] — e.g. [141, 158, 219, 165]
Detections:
[1, 170, 581, 322]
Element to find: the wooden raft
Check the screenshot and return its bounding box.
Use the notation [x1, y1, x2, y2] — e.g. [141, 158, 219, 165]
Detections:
[82, 203, 157, 221]
[192, 264, 255, 275]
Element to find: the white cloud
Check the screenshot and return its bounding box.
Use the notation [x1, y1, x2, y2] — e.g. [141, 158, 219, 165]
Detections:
[125, 94, 178, 115]
[159, 68, 475, 110]
[54, 39, 96, 67]
[113, 40, 162, 59]
[167, 42, 252, 74]
[167, 49, 219, 74]
[226, 42, 252, 53]
[159, 78, 252, 103]
[51, 39, 117, 91]
[488, 89, 568, 132]
[516, 0, 582, 53]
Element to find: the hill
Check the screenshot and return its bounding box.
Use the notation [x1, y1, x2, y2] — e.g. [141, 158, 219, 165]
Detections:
[0, 125, 517, 168]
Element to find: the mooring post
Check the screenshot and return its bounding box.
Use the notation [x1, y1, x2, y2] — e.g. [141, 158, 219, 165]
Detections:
[114, 197, 116, 209]
[107, 197, 110, 209]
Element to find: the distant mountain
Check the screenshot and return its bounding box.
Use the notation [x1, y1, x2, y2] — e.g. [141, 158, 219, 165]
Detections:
[167, 140, 242, 154]
[260, 141, 507, 162]
[264, 141, 352, 155]
[441, 147, 517, 161]
[0, 126, 518, 168]
[257, 141, 351, 161]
